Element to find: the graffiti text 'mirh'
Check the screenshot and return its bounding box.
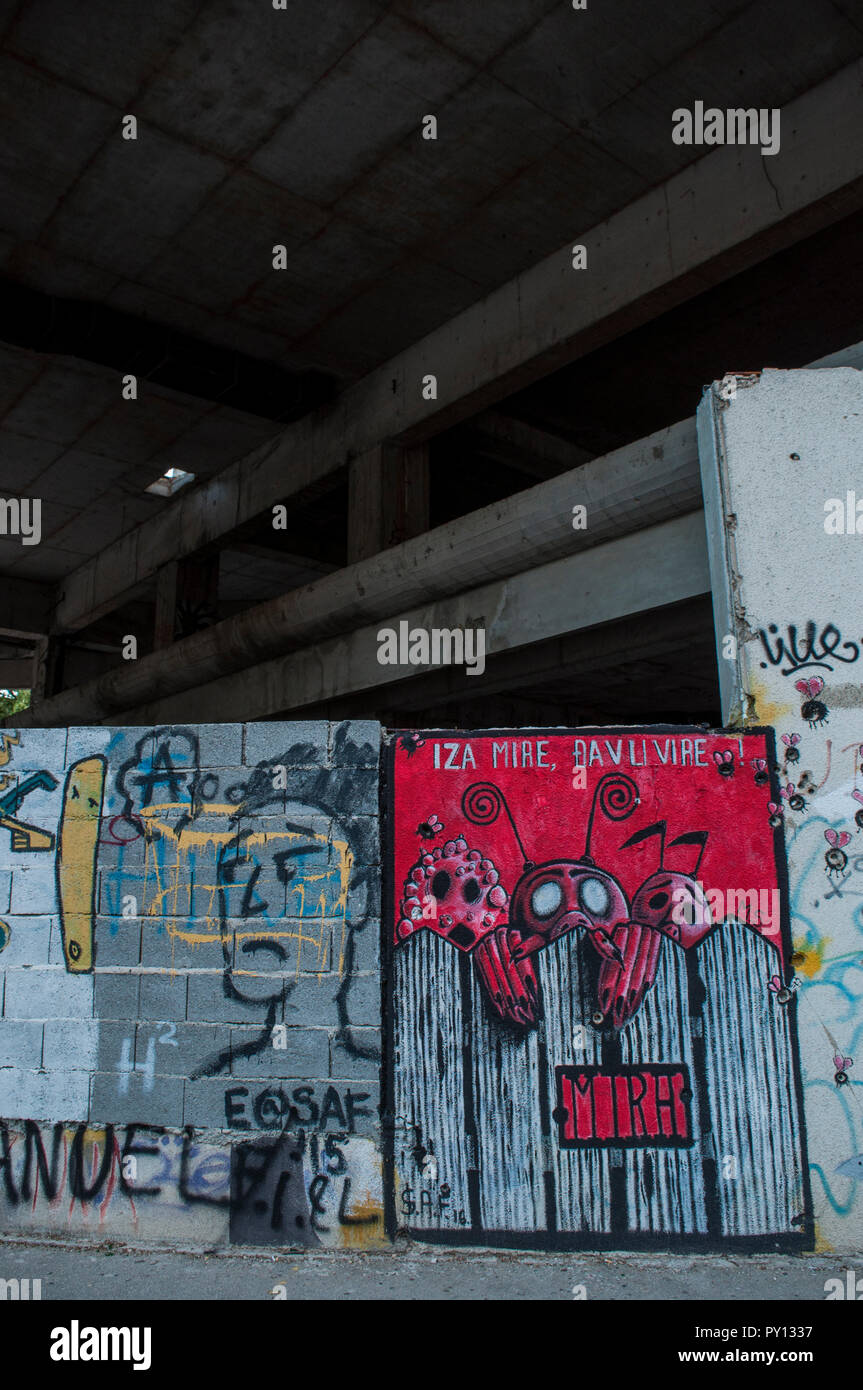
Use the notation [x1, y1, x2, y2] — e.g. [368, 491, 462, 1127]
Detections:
[554, 1064, 694, 1149]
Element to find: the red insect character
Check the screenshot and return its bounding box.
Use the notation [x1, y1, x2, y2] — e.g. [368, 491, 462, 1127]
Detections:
[767, 974, 792, 1005]
[781, 733, 801, 765]
[795, 677, 828, 728]
[399, 733, 425, 757]
[416, 813, 443, 840]
[824, 828, 851, 877]
[781, 781, 806, 813]
[396, 773, 746, 1035]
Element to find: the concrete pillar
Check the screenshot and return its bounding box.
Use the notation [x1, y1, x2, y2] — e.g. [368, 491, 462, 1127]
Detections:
[697, 366, 863, 1252]
[347, 443, 429, 563]
[154, 554, 220, 649]
[30, 635, 65, 701]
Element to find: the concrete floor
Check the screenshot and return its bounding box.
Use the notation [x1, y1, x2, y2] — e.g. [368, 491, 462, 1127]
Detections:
[1, 1236, 860, 1300]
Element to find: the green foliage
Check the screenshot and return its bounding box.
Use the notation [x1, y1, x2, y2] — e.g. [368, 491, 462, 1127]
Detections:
[0, 688, 31, 719]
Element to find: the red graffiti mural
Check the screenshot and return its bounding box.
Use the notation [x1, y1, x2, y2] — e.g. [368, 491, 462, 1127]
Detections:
[388, 728, 811, 1248]
[393, 731, 784, 1031]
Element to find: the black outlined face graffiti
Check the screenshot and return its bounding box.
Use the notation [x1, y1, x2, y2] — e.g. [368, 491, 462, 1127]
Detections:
[113, 726, 378, 1075]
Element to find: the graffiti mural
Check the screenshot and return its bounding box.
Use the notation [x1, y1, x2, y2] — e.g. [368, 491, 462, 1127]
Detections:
[0, 1119, 382, 1248]
[0, 772, 57, 852]
[386, 727, 812, 1249]
[0, 721, 384, 1248]
[57, 757, 106, 971]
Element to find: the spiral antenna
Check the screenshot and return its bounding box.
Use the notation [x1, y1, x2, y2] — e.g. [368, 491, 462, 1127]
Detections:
[584, 772, 640, 859]
[462, 782, 533, 869]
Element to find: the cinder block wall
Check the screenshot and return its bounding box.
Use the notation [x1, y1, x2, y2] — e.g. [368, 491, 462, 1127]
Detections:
[0, 720, 383, 1248]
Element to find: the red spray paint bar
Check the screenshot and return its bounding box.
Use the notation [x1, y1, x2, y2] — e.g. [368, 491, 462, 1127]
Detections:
[553, 1064, 694, 1149]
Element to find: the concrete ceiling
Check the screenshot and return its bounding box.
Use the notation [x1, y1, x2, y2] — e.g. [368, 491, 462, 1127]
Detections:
[3, 0, 862, 379]
[0, 344, 284, 584]
[2, 0, 863, 683]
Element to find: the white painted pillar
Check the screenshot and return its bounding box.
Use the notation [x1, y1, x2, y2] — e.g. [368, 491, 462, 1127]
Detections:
[697, 366, 863, 1252]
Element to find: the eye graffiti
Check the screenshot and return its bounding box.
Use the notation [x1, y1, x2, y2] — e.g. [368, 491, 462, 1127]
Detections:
[795, 676, 829, 729]
[824, 828, 852, 877]
[713, 749, 735, 778]
[394, 773, 759, 1034]
[833, 1052, 853, 1087]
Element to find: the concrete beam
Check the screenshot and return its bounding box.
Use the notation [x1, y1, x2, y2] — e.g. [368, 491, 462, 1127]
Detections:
[809, 338, 863, 371]
[18, 418, 700, 725]
[321, 596, 715, 721]
[110, 511, 710, 726]
[52, 60, 863, 634]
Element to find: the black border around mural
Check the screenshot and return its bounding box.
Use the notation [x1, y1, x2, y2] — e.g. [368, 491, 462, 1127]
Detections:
[382, 724, 815, 1254]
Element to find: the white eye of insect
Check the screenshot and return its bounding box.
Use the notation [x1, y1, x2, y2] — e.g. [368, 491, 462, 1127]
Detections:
[531, 880, 564, 919]
[579, 876, 610, 917]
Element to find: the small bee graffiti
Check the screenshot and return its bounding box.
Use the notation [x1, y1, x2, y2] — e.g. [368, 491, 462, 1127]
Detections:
[781, 732, 801, 765]
[751, 757, 769, 786]
[399, 733, 426, 758]
[780, 781, 806, 813]
[767, 801, 784, 829]
[833, 1052, 853, 1086]
[416, 812, 443, 840]
[767, 974, 792, 1005]
[795, 676, 828, 729]
[713, 749, 735, 778]
[852, 788, 863, 832]
[824, 828, 852, 877]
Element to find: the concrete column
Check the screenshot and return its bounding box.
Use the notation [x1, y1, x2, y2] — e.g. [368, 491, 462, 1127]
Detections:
[30, 635, 65, 701]
[347, 443, 429, 563]
[154, 554, 220, 649]
[697, 366, 863, 1253]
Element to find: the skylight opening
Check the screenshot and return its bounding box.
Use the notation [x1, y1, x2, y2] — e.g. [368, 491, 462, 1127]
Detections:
[145, 467, 196, 498]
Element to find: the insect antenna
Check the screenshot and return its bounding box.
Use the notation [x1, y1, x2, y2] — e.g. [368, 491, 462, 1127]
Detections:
[461, 782, 533, 869]
[584, 772, 640, 860]
[622, 820, 667, 867]
[669, 830, 709, 877]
